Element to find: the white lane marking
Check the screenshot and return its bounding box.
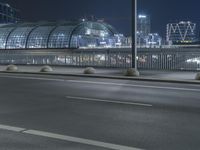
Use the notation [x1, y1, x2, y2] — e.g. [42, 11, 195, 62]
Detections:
[66, 96, 153, 107]
[0, 123, 143, 150]
[67, 80, 200, 92]
[0, 75, 65, 82]
[24, 130, 143, 150]
[0, 124, 26, 132]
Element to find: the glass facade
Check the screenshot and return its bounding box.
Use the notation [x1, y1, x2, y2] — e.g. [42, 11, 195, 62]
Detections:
[27, 26, 54, 49]
[48, 26, 74, 48]
[0, 27, 14, 49]
[0, 21, 120, 50]
[70, 22, 114, 48]
[6, 27, 34, 49]
[0, 2, 20, 23]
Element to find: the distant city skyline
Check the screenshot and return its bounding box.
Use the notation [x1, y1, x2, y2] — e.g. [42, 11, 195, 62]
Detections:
[0, 0, 200, 37]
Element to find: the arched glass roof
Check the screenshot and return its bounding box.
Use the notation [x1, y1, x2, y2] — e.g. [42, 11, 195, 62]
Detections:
[0, 21, 118, 50]
[6, 27, 34, 49]
[27, 26, 54, 49]
[0, 27, 14, 49]
[48, 25, 74, 49]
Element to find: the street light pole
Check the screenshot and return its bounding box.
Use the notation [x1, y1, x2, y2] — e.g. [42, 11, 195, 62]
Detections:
[132, 0, 137, 69]
[125, 0, 139, 76]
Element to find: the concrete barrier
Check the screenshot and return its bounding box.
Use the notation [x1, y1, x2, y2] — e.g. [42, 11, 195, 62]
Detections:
[6, 65, 18, 72]
[195, 73, 200, 80]
[125, 68, 140, 77]
[40, 66, 53, 72]
[83, 67, 96, 74]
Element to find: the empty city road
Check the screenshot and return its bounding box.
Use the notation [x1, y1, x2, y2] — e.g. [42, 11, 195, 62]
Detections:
[0, 73, 200, 150]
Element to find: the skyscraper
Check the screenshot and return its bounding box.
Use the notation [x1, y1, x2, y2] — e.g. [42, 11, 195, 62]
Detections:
[137, 14, 151, 36]
[137, 14, 151, 46]
[0, 2, 20, 24]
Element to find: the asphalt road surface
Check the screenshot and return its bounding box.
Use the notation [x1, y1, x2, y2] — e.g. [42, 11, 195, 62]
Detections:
[0, 73, 200, 150]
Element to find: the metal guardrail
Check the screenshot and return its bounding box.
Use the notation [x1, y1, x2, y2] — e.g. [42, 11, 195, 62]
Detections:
[0, 48, 200, 70]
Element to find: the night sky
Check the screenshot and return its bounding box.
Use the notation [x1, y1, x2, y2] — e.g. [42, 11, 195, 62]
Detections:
[1, 0, 200, 37]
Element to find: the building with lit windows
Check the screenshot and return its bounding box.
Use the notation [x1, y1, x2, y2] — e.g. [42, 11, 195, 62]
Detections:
[0, 2, 19, 23]
[137, 14, 151, 47]
[166, 21, 197, 45]
[136, 14, 162, 48]
[0, 19, 199, 70]
[0, 20, 132, 66]
[0, 21, 126, 49]
[137, 14, 151, 36]
[145, 33, 162, 48]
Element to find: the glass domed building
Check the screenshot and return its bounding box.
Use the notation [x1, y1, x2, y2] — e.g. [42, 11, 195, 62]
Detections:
[0, 20, 132, 68]
[0, 21, 123, 50]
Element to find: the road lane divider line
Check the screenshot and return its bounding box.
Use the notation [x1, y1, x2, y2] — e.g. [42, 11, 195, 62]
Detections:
[0, 123, 143, 150]
[23, 129, 143, 150]
[66, 96, 153, 107]
[0, 124, 26, 132]
[0, 75, 65, 82]
[67, 80, 200, 92]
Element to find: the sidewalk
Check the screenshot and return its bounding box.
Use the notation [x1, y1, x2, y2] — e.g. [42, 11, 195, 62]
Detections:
[0, 65, 199, 83]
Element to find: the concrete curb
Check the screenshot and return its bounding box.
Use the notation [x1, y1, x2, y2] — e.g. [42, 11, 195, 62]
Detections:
[0, 71, 199, 85]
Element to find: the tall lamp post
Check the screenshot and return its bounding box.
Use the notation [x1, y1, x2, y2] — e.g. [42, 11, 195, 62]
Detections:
[128, 0, 139, 76]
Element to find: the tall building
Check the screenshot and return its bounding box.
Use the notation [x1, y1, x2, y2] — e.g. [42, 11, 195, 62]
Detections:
[166, 21, 197, 45]
[137, 14, 151, 46]
[0, 2, 20, 24]
[137, 14, 151, 36]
